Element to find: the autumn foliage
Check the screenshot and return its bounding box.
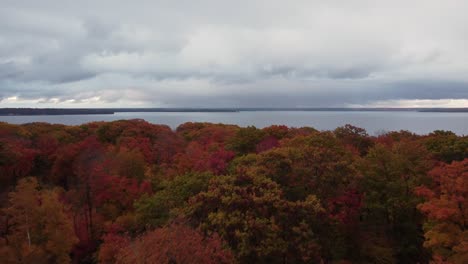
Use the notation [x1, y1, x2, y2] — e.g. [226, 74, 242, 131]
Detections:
[416, 160, 468, 263]
[0, 120, 467, 263]
[99, 223, 234, 264]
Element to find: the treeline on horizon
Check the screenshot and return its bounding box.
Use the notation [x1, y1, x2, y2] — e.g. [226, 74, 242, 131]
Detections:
[0, 120, 467, 263]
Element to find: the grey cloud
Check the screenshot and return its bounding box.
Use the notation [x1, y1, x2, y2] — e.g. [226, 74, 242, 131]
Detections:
[325, 67, 373, 79]
[82, 18, 115, 39]
[0, 62, 22, 79]
[1, 0, 468, 107]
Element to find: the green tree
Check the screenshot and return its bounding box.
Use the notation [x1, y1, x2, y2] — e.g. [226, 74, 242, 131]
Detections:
[135, 172, 213, 228]
[227, 126, 265, 155]
[187, 171, 323, 263]
[425, 130, 468, 163]
[359, 141, 433, 263]
[334, 124, 374, 155]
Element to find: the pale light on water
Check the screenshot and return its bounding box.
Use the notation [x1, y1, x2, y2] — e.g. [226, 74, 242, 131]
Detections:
[1, 111, 467, 135]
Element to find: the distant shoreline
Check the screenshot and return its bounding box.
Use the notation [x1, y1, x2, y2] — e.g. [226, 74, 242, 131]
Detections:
[0, 107, 467, 116]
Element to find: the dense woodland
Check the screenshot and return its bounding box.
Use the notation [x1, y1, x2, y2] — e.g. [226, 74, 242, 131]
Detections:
[0, 120, 466, 263]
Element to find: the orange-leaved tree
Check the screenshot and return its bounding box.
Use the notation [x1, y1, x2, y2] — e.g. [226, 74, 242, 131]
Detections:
[98, 224, 234, 264]
[416, 159, 468, 264]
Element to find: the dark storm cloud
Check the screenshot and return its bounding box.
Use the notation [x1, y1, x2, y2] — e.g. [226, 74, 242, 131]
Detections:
[1, 0, 468, 107]
[385, 81, 468, 100]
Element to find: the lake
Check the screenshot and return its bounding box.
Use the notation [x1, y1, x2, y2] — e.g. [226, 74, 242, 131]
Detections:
[1, 111, 467, 135]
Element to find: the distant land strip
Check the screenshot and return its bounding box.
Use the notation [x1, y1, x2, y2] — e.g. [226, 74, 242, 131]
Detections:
[0, 107, 467, 116]
[0, 108, 116, 116]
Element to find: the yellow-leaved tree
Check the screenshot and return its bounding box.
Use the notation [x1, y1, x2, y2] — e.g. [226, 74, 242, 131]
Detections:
[0, 177, 78, 264]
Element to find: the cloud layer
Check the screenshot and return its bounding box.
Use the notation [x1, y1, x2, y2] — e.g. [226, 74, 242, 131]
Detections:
[1, 0, 468, 107]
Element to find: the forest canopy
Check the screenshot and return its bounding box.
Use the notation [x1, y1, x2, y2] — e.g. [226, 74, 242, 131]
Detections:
[0, 120, 467, 263]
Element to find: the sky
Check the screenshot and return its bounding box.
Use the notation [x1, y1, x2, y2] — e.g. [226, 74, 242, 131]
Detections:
[1, 0, 468, 108]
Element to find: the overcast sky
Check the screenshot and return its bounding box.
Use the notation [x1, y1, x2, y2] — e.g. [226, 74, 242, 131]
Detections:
[1, 0, 468, 108]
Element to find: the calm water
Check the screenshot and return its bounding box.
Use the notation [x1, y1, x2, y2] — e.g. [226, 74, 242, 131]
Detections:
[1, 111, 467, 135]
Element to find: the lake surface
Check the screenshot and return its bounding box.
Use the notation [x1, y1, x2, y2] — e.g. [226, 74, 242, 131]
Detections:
[1, 111, 467, 135]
